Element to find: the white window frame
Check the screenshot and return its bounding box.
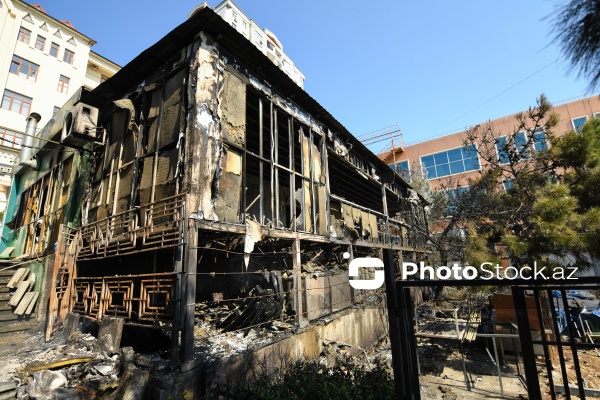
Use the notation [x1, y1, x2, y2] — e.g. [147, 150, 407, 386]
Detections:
[571, 115, 588, 132]
[419, 144, 481, 180]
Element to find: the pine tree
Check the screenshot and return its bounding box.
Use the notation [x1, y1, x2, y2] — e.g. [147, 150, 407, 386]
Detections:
[444, 95, 600, 271]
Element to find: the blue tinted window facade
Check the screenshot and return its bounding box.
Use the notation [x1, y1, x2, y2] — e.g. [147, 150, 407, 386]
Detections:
[497, 131, 548, 164]
[420, 146, 479, 180]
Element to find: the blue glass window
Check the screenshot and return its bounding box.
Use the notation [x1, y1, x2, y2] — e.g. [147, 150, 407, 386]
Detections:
[449, 161, 465, 174]
[420, 146, 480, 180]
[436, 163, 450, 177]
[421, 155, 435, 168]
[426, 167, 436, 179]
[390, 160, 410, 181]
[445, 187, 469, 215]
[572, 116, 588, 133]
[533, 131, 548, 151]
[515, 132, 530, 160]
[447, 148, 462, 162]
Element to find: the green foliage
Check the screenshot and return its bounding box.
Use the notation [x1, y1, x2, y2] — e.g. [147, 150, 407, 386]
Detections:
[407, 163, 448, 222]
[239, 358, 395, 400]
[552, 0, 600, 90]
[464, 230, 499, 268]
[453, 95, 600, 269]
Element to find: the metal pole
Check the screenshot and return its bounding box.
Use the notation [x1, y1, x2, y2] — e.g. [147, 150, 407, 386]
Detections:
[383, 249, 407, 399]
[491, 336, 504, 396]
[512, 286, 542, 400]
[561, 289, 587, 400]
[534, 289, 556, 399]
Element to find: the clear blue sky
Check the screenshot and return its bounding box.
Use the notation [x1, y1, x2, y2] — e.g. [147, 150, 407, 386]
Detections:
[40, 0, 590, 153]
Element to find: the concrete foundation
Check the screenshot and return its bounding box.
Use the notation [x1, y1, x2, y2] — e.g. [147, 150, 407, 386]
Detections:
[148, 304, 389, 399]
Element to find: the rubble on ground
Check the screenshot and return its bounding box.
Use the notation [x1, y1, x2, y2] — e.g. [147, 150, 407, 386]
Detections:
[194, 319, 294, 362]
[0, 331, 172, 400]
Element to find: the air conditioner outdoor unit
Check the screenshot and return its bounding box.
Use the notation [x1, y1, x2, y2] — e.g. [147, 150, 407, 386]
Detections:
[61, 103, 100, 147]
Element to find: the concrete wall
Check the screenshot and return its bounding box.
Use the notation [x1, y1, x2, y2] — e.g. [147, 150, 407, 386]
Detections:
[148, 304, 389, 399]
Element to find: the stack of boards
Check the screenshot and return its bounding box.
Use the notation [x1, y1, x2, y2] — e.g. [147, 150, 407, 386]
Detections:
[6, 268, 38, 316]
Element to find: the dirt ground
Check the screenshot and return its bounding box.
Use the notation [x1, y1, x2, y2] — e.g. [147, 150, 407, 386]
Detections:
[414, 341, 600, 399]
[537, 347, 600, 399]
[416, 341, 527, 399]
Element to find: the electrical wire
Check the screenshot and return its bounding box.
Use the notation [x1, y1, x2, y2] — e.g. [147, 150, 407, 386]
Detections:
[423, 57, 562, 138]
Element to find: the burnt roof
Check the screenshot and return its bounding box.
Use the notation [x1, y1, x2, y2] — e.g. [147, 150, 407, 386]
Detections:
[81, 4, 408, 188]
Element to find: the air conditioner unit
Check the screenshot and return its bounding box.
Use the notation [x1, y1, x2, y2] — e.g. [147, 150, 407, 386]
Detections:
[61, 103, 100, 147]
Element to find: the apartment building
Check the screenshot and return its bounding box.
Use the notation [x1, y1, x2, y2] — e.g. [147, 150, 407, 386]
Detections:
[213, 0, 306, 88]
[381, 95, 600, 191]
[0, 0, 119, 212]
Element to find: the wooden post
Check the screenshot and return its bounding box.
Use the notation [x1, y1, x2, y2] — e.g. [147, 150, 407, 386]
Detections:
[292, 237, 306, 328]
[181, 219, 197, 365]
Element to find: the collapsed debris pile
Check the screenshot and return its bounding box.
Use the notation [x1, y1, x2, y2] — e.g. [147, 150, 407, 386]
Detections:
[318, 336, 393, 374]
[0, 331, 172, 400]
[194, 320, 293, 362]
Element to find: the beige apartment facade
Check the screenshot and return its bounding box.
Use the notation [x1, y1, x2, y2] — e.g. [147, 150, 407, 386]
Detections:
[0, 0, 119, 212]
[381, 95, 600, 191]
[213, 0, 306, 88]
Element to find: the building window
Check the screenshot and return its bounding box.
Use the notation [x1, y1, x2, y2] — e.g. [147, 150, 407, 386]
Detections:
[35, 35, 46, 51]
[1, 90, 32, 116]
[496, 137, 510, 164]
[497, 131, 548, 164]
[57, 75, 70, 93]
[0, 127, 24, 149]
[50, 42, 59, 57]
[514, 132, 531, 160]
[532, 130, 548, 152]
[63, 49, 75, 65]
[445, 187, 469, 215]
[254, 30, 263, 45]
[10, 55, 40, 81]
[267, 41, 274, 51]
[503, 179, 514, 192]
[572, 116, 588, 132]
[53, 106, 60, 116]
[421, 145, 480, 180]
[18, 27, 31, 44]
[390, 160, 410, 181]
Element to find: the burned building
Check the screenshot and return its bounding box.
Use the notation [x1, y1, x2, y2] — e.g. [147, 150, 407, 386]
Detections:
[0, 3, 430, 371]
